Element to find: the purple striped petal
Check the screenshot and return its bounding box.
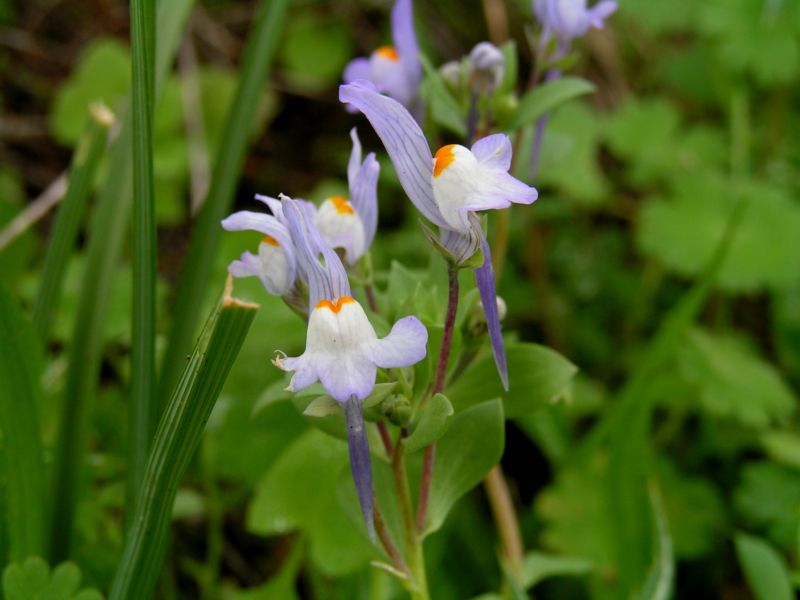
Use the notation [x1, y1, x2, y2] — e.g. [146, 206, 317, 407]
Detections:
[340, 81, 449, 229]
[369, 315, 428, 368]
[281, 196, 351, 309]
[471, 134, 513, 170]
[440, 226, 481, 265]
[344, 57, 371, 84]
[391, 0, 421, 93]
[473, 228, 508, 390]
[347, 128, 363, 186]
[345, 395, 375, 542]
[350, 153, 380, 251]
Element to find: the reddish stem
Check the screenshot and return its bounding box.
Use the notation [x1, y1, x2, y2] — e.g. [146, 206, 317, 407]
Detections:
[377, 421, 393, 456]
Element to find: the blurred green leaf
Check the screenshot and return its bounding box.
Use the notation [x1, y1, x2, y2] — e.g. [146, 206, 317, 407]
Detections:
[761, 431, 800, 470]
[280, 13, 353, 91]
[406, 393, 454, 453]
[446, 342, 577, 418]
[424, 399, 504, 535]
[734, 532, 793, 600]
[735, 461, 800, 551]
[637, 483, 674, 600]
[419, 53, 467, 137]
[3, 557, 103, 600]
[51, 38, 130, 145]
[503, 77, 594, 133]
[520, 552, 593, 589]
[620, 0, 699, 34]
[0, 169, 35, 284]
[638, 174, 800, 291]
[676, 328, 795, 428]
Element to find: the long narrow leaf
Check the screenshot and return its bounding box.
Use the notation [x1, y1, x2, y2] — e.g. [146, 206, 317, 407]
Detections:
[129, 0, 158, 516]
[109, 279, 258, 600]
[158, 0, 290, 404]
[48, 0, 195, 562]
[31, 105, 112, 341]
[0, 284, 46, 560]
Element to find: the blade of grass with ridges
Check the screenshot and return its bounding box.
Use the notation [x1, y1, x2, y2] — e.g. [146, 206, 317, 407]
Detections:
[0, 284, 46, 560]
[129, 0, 158, 519]
[109, 279, 258, 600]
[31, 104, 113, 341]
[157, 0, 290, 404]
[48, 0, 195, 562]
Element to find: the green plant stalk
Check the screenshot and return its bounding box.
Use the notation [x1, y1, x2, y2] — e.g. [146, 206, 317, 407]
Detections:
[392, 438, 430, 600]
[31, 106, 112, 341]
[158, 0, 290, 404]
[109, 282, 258, 600]
[48, 0, 194, 562]
[0, 285, 46, 560]
[129, 0, 158, 516]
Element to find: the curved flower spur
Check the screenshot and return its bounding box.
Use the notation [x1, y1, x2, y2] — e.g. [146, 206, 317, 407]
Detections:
[274, 196, 428, 540]
[340, 80, 537, 389]
[343, 0, 423, 119]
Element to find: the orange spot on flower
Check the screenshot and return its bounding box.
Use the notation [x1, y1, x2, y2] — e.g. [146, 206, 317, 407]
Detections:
[433, 144, 457, 178]
[315, 296, 355, 313]
[329, 196, 355, 215]
[375, 46, 400, 62]
[261, 235, 280, 247]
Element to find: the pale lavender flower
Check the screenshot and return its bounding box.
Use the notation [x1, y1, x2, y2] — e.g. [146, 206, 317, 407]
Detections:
[273, 196, 428, 537]
[222, 129, 378, 300]
[534, 0, 617, 49]
[343, 0, 422, 112]
[340, 80, 538, 389]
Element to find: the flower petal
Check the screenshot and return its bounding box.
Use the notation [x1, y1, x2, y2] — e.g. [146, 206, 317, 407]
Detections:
[471, 134, 512, 171]
[350, 152, 380, 250]
[282, 196, 350, 308]
[462, 169, 538, 213]
[391, 0, 421, 92]
[344, 396, 376, 542]
[347, 127, 363, 186]
[343, 57, 371, 84]
[221, 211, 291, 245]
[369, 315, 428, 368]
[439, 226, 481, 265]
[340, 81, 449, 228]
[473, 229, 508, 390]
[588, 0, 617, 28]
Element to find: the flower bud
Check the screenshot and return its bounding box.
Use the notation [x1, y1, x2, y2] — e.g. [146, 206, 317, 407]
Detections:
[439, 60, 464, 93]
[468, 42, 505, 95]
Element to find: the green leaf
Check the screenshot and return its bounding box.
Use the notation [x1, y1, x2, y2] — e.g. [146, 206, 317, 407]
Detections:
[504, 77, 595, 133]
[406, 394, 454, 453]
[637, 174, 800, 291]
[735, 461, 800, 551]
[50, 38, 131, 145]
[0, 284, 46, 560]
[761, 431, 800, 470]
[0, 169, 36, 283]
[637, 483, 674, 600]
[419, 53, 467, 137]
[3, 557, 103, 600]
[109, 286, 258, 599]
[497, 40, 517, 95]
[676, 328, 795, 428]
[280, 12, 353, 91]
[424, 399, 504, 535]
[445, 342, 577, 418]
[520, 552, 593, 589]
[734, 533, 794, 600]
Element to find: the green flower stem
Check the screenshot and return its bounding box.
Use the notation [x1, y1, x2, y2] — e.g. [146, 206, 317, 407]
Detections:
[32, 104, 113, 341]
[392, 438, 430, 600]
[483, 465, 523, 576]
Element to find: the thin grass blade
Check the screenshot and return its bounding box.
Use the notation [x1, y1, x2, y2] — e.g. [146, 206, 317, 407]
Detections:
[0, 284, 46, 560]
[109, 279, 258, 600]
[31, 104, 113, 341]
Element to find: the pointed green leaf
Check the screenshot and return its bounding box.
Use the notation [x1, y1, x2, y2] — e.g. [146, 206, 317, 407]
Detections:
[406, 394, 454, 453]
[735, 533, 793, 600]
[504, 77, 595, 132]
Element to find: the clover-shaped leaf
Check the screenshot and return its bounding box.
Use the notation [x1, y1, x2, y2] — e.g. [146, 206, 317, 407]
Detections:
[3, 557, 103, 600]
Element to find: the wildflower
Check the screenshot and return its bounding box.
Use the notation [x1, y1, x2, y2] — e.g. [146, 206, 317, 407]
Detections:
[220, 196, 299, 297]
[274, 196, 428, 537]
[533, 0, 617, 50]
[340, 80, 538, 388]
[314, 128, 380, 265]
[343, 0, 422, 114]
[467, 41, 505, 95]
[222, 129, 377, 300]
